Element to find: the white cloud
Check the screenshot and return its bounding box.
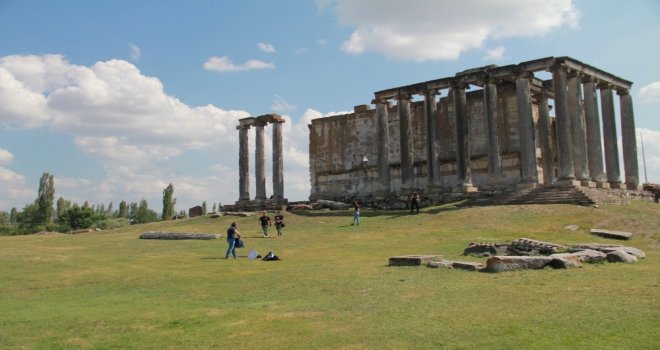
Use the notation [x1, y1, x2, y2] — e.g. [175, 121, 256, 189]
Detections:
[639, 82, 660, 103]
[257, 42, 276, 53]
[0, 149, 14, 166]
[128, 43, 141, 61]
[337, 0, 580, 61]
[483, 46, 506, 61]
[0, 167, 34, 210]
[271, 95, 296, 113]
[203, 56, 274, 72]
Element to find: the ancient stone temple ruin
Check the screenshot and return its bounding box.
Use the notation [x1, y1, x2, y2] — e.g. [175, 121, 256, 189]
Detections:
[234, 114, 287, 209]
[309, 56, 643, 206]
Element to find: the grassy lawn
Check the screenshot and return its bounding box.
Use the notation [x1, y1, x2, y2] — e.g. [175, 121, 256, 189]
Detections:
[1, 202, 658, 349]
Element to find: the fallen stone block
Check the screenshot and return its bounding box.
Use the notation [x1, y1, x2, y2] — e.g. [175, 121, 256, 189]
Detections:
[510, 238, 567, 255]
[427, 261, 453, 269]
[606, 249, 638, 263]
[389, 255, 442, 266]
[450, 261, 485, 271]
[463, 242, 509, 257]
[590, 228, 633, 240]
[485, 256, 553, 273]
[548, 253, 582, 269]
[569, 244, 645, 259]
[139, 231, 221, 240]
[569, 249, 607, 263]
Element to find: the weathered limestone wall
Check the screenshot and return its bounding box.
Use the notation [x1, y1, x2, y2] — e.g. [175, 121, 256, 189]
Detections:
[309, 83, 545, 201]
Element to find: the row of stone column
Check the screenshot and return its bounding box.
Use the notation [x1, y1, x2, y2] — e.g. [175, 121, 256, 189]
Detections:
[372, 65, 639, 192]
[551, 63, 639, 189]
[237, 119, 285, 202]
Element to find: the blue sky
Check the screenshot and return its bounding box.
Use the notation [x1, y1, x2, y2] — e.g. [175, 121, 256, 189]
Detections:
[1, 0, 659, 213]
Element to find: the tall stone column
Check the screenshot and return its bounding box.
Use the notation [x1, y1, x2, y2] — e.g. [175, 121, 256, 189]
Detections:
[535, 91, 554, 185]
[599, 83, 622, 187]
[618, 88, 640, 190]
[424, 90, 440, 186]
[272, 121, 284, 199]
[551, 63, 575, 181]
[484, 76, 503, 178]
[254, 122, 267, 200]
[582, 76, 607, 187]
[374, 98, 391, 192]
[567, 71, 590, 183]
[238, 125, 250, 201]
[515, 71, 538, 184]
[452, 82, 475, 190]
[398, 94, 414, 189]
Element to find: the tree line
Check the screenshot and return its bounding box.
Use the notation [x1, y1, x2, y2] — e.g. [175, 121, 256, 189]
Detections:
[0, 172, 220, 236]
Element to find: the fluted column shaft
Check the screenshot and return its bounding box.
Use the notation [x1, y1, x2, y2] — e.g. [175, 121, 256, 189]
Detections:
[424, 90, 440, 186]
[599, 84, 621, 185]
[398, 94, 414, 188]
[618, 89, 639, 189]
[551, 64, 575, 180]
[238, 126, 250, 201]
[515, 71, 538, 183]
[452, 83, 472, 185]
[254, 123, 266, 200]
[582, 77, 606, 182]
[272, 121, 284, 199]
[484, 78, 502, 177]
[536, 91, 554, 185]
[567, 71, 590, 181]
[375, 99, 391, 191]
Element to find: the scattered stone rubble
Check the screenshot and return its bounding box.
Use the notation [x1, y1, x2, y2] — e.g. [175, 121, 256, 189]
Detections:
[589, 228, 633, 240]
[390, 236, 645, 273]
[139, 231, 221, 240]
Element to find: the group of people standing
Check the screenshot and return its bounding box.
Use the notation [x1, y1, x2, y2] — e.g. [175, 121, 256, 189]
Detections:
[225, 210, 285, 259]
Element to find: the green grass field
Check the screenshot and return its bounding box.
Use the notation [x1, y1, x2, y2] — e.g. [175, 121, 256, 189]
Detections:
[1, 202, 658, 349]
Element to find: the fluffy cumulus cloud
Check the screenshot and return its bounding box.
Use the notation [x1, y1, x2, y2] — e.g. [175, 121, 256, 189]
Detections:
[203, 56, 274, 72]
[257, 42, 276, 53]
[639, 82, 660, 103]
[337, 0, 580, 61]
[0, 54, 265, 211]
[638, 128, 660, 183]
[0, 149, 34, 209]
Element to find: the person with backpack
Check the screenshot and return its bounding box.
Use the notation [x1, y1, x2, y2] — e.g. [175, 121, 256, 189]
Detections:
[274, 210, 285, 237]
[225, 222, 241, 259]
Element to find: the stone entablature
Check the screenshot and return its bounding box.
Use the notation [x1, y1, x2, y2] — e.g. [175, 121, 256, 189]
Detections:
[309, 56, 640, 203]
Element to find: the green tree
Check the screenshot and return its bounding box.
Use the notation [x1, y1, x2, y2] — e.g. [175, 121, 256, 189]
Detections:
[56, 197, 71, 218]
[10, 207, 17, 225]
[0, 211, 9, 225]
[35, 172, 55, 225]
[131, 199, 158, 224]
[118, 200, 128, 218]
[57, 206, 96, 231]
[16, 203, 39, 229]
[162, 183, 176, 220]
[212, 203, 217, 213]
[202, 201, 207, 215]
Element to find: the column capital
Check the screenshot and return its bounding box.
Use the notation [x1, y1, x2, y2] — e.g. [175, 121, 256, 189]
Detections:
[616, 88, 630, 96]
[566, 69, 582, 79]
[236, 124, 251, 131]
[451, 80, 469, 89]
[396, 93, 412, 101]
[581, 75, 596, 84]
[371, 97, 389, 105]
[597, 82, 612, 90]
[550, 61, 568, 72]
[514, 69, 534, 80]
[423, 89, 439, 97]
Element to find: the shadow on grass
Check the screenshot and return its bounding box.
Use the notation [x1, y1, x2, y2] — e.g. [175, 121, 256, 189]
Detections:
[290, 200, 466, 219]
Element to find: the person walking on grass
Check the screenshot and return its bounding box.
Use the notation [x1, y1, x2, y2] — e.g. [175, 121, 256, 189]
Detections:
[410, 190, 420, 214]
[352, 201, 361, 225]
[259, 211, 272, 238]
[225, 222, 240, 259]
[274, 210, 285, 237]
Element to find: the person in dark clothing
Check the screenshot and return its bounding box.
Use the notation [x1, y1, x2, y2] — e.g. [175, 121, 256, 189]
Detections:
[225, 222, 241, 259]
[410, 190, 420, 214]
[259, 211, 272, 238]
[274, 210, 285, 236]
